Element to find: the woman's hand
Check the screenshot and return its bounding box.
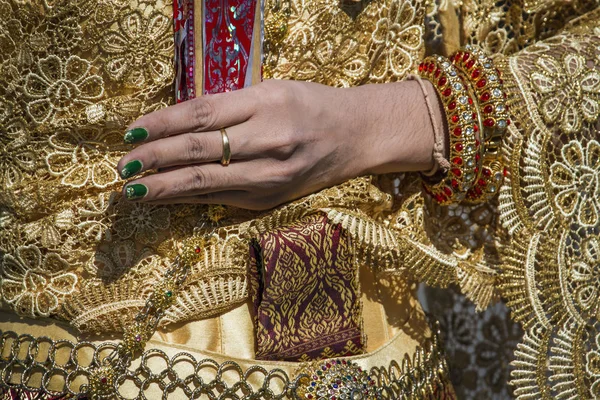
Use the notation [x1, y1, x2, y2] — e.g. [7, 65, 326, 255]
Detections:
[117, 79, 441, 210]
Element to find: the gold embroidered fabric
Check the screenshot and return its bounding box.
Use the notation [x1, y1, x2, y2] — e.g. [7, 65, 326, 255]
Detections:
[493, 10, 600, 398]
[1, 0, 600, 396]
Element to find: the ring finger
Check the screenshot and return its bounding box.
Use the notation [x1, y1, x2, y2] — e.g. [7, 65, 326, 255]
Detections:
[117, 125, 250, 179]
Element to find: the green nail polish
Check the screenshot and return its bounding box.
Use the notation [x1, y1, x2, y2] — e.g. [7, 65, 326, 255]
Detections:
[120, 160, 143, 179]
[125, 184, 148, 200]
[124, 127, 148, 144]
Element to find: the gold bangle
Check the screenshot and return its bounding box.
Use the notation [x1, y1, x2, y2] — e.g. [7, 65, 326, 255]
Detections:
[450, 46, 510, 202]
[220, 128, 231, 166]
[418, 56, 481, 205]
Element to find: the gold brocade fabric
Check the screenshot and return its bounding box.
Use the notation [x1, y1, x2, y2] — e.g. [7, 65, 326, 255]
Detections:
[1, 0, 600, 397]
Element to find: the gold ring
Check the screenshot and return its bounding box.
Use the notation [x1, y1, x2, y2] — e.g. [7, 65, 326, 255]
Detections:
[220, 128, 231, 166]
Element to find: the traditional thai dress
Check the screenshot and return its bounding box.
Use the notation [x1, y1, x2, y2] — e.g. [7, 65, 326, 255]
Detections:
[0, 0, 598, 397]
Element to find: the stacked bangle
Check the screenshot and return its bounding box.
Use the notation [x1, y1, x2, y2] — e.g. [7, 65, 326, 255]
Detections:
[418, 56, 481, 205]
[450, 45, 510, 203]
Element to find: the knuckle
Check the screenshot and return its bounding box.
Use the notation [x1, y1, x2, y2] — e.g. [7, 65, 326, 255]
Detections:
[184, 134, 209, 161]
[270, 132, 298, 159]
[188, 165, 211, 190]
[268, 161, 299, 187]
[263, 82, 294, 107]
[191, 98, 217, 130]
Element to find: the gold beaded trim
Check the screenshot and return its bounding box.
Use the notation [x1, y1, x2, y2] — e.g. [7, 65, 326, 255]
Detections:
[81, 233, 209, 398]
[418, 56, 481, 205]
[450, 46, 510, 203]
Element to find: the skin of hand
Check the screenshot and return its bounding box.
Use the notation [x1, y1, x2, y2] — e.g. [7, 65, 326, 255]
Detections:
[116, 79, 444, 210]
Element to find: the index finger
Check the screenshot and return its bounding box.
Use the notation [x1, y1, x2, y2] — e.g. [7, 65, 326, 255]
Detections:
[124, 86, 258, 144]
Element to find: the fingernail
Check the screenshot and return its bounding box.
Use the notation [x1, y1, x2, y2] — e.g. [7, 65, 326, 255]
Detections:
[125, 183, 148, 200]
[124, 127, 148, 144]
[120, 160, 143, 179]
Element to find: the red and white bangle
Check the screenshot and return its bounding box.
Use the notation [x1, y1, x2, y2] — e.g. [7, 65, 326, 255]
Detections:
[418, 55, 482, 205]
[450, 45, 510, 202]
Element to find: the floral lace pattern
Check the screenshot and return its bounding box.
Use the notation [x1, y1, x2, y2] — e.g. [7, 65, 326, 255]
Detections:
[531, 55, 600, 134]
[24, 55, 104, 124]
[550, 140, 600, 226]
[420, 286, 522, 399]
[0, 245, 77, 317]
[0, 1, 599, 398]
[496, 10, 600, 398]
[265, 0, 425, 85]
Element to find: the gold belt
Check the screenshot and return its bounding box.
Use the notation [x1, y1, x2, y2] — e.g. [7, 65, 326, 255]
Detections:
[0, 320, 452, 399]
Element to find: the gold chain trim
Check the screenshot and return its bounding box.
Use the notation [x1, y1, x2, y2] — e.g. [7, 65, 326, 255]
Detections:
[0, 324, 451, 399]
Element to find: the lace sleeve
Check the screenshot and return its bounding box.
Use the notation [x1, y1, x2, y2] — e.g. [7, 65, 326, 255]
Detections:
[491, 9, 600, 398]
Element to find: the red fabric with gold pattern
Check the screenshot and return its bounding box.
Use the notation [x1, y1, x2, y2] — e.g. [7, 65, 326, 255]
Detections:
[250, 213, 365, 361]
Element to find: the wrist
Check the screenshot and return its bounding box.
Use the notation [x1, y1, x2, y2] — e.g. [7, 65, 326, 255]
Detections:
[347, 80, 446, 176]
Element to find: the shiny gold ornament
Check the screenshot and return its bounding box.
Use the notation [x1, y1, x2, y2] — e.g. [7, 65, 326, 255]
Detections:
[178, 235, 207, 266]
[88, 364, 117, 399]
[296, 359, 379, 399]
[122, 322, 149, 354]
[152, 278, 178, 309]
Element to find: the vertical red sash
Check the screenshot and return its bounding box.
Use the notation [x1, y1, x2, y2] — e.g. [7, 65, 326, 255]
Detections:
[174, 0, 258, 100]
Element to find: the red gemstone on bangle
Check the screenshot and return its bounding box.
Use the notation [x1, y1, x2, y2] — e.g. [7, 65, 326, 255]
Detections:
[451, 179, 459, 189]
[451, 168, 462, 176]
[477, 79, 487, 88]
[507, 119, 511, 125]
[475, 187, 482, 195]
[466, 59, 475, 69]
[471, 69, 481, 79]
[484, 118, 495, 127]
[484, 105, 493, 114]
[463, 52, 470, 62]
[503, 166, 509, 176]
[448, 101, 457, 110]
[480, 92, 490, 102]
[475, 153, 481, 161]
[472, 112, 477, 120]
[444, 187, 453, 196]
[101, 377, 108, 384]
[453, 126, 462, 136]
[453, 156, 463, 165]
[443, 88, 452, 97]
[473, 124, 479, 132]
[478, 179, 486, 186]
[451, 115, 459, 123]
[438, 76, 447, 87]
[475, 139, 480, 147]
[468, 97, 473, 105]
[428, 63, 435, 72]
[455, 143, 464, 151]
[435, 68, 441, 78]
[418, 63, 424, 72]
[483, 168, 491, 176]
